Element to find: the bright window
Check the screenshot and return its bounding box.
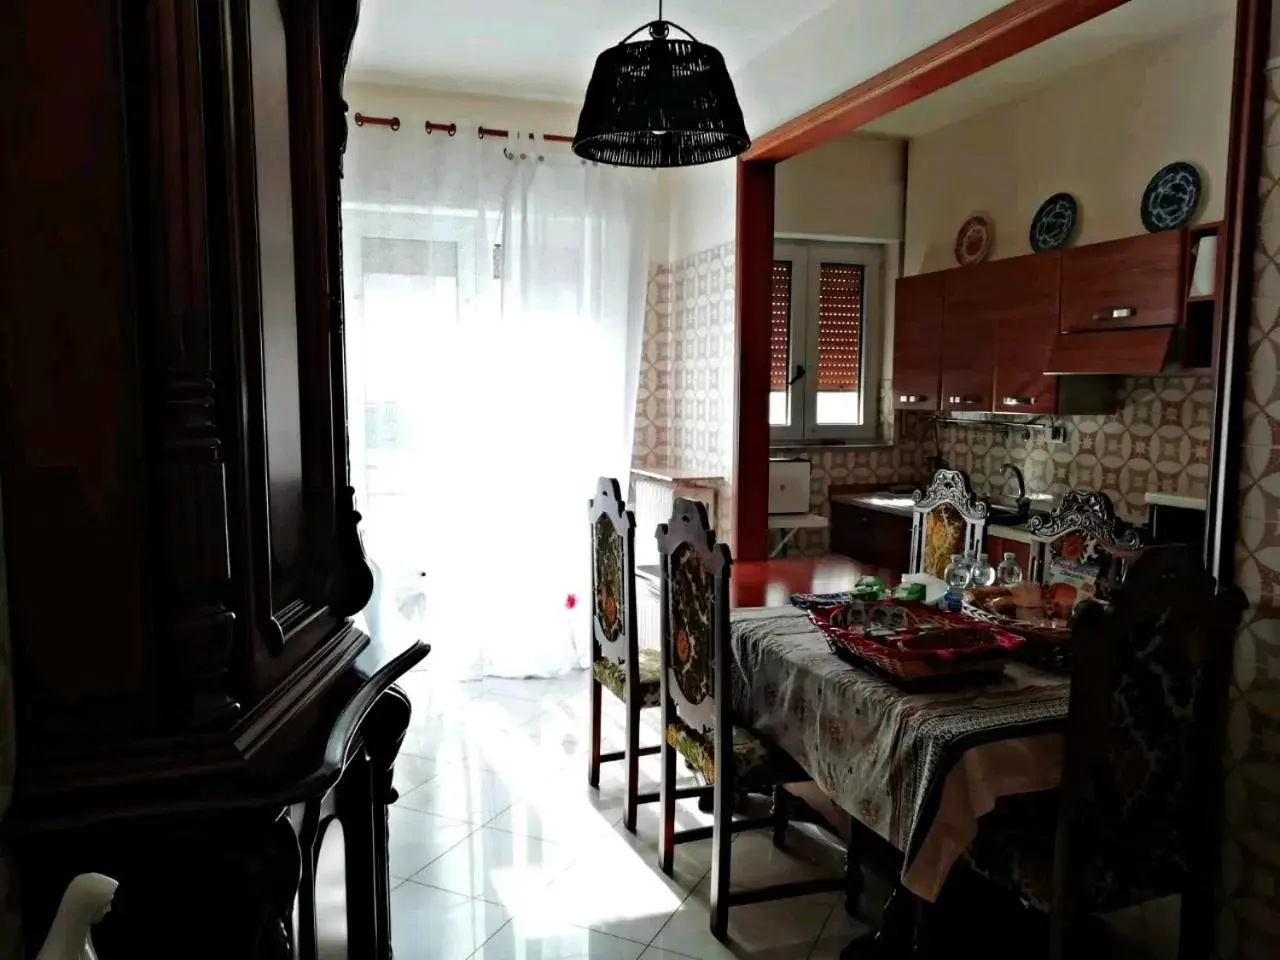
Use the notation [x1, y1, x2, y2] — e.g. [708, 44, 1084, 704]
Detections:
[770, 241, 884, 444]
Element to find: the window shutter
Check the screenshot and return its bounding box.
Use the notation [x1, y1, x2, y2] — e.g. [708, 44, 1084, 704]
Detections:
[816, 262, 864, 392]
[770, 260, 792, 390]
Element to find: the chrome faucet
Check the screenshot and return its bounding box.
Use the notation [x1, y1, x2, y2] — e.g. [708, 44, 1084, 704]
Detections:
[1000, 461, 1027, 501]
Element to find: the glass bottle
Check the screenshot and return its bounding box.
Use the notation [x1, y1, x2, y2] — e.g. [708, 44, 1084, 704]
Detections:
[970, 552, 997, 587]
[996, 552, 1024, 586]
[943, 553, 971, 590]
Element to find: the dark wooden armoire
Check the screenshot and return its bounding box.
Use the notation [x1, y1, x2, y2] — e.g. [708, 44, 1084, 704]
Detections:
[0, 1, 423, 956]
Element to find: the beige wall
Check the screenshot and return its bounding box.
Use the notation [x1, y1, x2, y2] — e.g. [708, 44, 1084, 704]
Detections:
[903, 12, 1235, 275]
[665, 163, 737, 262]
[776, 134, 906, 240]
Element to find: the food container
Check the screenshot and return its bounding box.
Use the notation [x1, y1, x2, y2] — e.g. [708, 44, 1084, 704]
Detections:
[810, 600, 1023, 684]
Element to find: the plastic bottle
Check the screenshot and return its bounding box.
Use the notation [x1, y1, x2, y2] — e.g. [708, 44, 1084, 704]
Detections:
[942, 553, 971, 591]
[970, 552, 997, 587]
[996, 552, 1024, 586]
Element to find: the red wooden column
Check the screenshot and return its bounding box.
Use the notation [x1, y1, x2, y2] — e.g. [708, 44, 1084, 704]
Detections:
[733, 159, 776, 561]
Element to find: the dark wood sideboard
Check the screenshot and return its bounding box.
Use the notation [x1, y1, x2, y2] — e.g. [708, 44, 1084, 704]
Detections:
[0, 1, 422, 957]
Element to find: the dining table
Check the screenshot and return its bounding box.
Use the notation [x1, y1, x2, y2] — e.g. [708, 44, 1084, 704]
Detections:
[640, 554, 1070, 904]
[696, 553, 1070, 956]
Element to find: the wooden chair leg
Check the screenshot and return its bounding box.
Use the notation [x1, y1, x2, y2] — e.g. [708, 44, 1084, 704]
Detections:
[588, 671, 602, 789]
[709, 772, 732, 943]
[623, 698, 640, 834]
[844, 830, 863, 917]
[770, 783, 789, 849]
[658, 727, 676, 876]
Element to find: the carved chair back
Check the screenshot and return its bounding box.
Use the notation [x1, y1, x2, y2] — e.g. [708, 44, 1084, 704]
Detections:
[588, 478, 637, 671]
[909, 469, 989, 578]
[1059, 545, 1245, 913]
[1026, 491, 1144, 613]
[655, 498, 732, 745]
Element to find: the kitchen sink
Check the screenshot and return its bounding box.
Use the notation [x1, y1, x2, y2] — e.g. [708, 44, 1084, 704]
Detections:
[988, 496, 1032, 524]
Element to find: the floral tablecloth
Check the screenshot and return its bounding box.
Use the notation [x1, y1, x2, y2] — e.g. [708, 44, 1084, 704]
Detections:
[729, 606, 1069, 901]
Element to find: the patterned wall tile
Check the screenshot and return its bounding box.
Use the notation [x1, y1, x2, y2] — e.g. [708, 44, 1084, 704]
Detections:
[633, 263, 672, 469]
[934, 377, 1214, 523]
[667, 242, 736, 476]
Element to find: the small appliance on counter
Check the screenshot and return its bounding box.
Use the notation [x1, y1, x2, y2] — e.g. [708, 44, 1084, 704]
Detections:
[768, 457, 812, 515]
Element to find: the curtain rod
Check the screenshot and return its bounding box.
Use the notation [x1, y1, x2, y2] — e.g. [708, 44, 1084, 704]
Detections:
[352, 112, 574, 143]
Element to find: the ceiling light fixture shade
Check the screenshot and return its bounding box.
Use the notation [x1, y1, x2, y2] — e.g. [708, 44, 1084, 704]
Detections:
[572, 10, 750, 168]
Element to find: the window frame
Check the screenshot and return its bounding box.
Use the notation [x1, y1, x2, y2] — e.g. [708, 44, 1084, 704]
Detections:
[770, 240, 885, 445]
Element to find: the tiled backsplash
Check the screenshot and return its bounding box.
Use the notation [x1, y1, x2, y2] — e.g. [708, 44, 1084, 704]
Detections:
[934, 377, 1215, 522]
[634, 243, 737, 477]
[633, 242, 738, 544]
[633, 263, 671, 470]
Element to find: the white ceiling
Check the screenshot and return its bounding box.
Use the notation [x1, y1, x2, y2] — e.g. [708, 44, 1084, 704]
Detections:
[859, 0, 1235, 138]
[347, 0, 844, 102]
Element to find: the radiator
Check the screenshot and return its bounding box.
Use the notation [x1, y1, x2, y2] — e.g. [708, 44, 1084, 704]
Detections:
[633, 475, 674, 568]
[636, 571, 661, 653]
[631, 473, 719, 652]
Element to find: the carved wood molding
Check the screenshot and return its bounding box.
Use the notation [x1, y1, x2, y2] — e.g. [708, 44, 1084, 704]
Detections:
[143, 0, 239, 730]
[1027, 489, 1144, 552]
[911, 468, 989, 521]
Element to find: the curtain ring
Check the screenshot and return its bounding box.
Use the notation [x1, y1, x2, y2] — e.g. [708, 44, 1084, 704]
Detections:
[448, 123, 457, 137]
[503, 147, 515, 160]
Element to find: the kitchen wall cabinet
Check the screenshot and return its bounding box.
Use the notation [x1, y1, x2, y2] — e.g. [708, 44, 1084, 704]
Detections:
[1059, 230, 1186, 333]
[892, 229, 1192, 409]
[892, 272, 946, 411]
[986, 253, 1062, 415]
[938, 263, 998, 412]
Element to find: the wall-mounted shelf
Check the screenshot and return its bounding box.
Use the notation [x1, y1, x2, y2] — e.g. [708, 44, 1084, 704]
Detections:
[924, 415, 1066, 442]
[1181, 220, 1223, 373]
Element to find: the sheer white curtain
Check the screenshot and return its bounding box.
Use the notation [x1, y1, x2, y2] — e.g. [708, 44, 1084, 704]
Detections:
[343, 126, 654, 679]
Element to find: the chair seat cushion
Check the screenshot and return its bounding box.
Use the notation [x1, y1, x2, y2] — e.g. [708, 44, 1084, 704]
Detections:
[665, 719, 808, 789]
[592, 648, 661, 708]
[961, 791, 1183, 915]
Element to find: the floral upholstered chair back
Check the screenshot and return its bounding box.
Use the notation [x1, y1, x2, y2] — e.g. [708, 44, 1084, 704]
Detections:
[588, 478, 636, 669]
[1026, 491, 1144, 618]
[909, 469, 988, 578]
[655, 498, 731, 739]
[1061, 545, 1245, 914]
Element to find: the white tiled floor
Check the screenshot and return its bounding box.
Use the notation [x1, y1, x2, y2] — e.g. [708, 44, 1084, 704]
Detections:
[315, 668, 866, 960]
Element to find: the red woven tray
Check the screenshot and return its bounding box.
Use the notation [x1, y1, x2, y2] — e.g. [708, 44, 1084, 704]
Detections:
[809, 601, 1024, 681]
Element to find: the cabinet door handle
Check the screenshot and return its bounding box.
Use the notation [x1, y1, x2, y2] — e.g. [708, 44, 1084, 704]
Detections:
[897, 394, 926, 404]
[1092, 307, 1136, 320]
[1002, 396, 1036, 406]
[948, 395, 983, 405]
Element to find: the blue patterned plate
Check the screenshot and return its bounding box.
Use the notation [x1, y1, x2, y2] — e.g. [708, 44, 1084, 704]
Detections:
[1141, 161, 1201, 233]
[1029, 193, 1078, 253]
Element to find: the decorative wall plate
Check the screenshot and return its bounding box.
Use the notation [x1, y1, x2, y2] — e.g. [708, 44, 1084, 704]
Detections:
[1141, 161, 1202, 232]
[1029, 193, 1078, 253]
[954, 216, 993, 266]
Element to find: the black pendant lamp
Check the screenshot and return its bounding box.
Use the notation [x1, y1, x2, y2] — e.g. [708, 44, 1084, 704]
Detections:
[572, 1, 751, 168]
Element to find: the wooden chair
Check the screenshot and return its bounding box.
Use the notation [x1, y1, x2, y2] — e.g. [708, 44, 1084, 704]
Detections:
[1025, 490, 1145, 615]
[588, 477, 662, 834]
[656, 498, 845, 941]
[958, 545, 1246, 959]
[909, 468, 989, 578]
